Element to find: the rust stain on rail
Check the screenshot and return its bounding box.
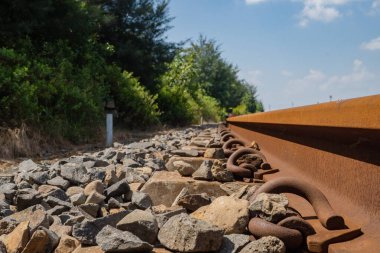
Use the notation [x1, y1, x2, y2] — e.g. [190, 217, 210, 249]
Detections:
[227, 95, 380, 253]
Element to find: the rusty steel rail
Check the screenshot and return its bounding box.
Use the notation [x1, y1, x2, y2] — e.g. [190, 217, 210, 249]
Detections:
[227, 94, 380, 253]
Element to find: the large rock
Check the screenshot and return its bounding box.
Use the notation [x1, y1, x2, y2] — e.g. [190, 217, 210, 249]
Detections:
[170, 150, 199, 157]
[192, 160, 213, 181]
[218, 234, 250, 253]
[29, 171, 49, 185]
[204, 148, 225, 159]
[3, 221, 30, 253]
[96, 225, 153, 252]
[131, 192, 152, 210]
[249, 193, 288, 223]
[211, 160, 234, 182]
[15, 189, 43, 211]
[61, 163, 90, 185]
[47, 176, 70, 190]
[18, 159, 38, 172]
[116, 209, 158, 244]
[239, 236, 286, 253]
[140, 171, 226, 206]
[177, 193, 212, 212]
[158, 213, 224, 252]
[191, 196, 249, 234]
[2, 205, 49, 233]
[173, 161, 196, 176]
[21, 229, 49, 253]
[55, 235, 80, 253]
[72, 210, 129, 245]
[84, 180, 104, 196]
[38, 185, 68, 201]
[104, 179, 130, 200]
[166, 157, 214, 171]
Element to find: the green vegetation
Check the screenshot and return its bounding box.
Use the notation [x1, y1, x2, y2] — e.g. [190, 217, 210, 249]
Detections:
[0, 0, 263, 142]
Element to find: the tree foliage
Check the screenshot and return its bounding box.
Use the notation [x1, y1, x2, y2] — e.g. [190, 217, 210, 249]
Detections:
[158, 36, 263, 125]
[0, 0, 263, 141]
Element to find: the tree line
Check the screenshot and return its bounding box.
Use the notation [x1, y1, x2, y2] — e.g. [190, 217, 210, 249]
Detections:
[0, 0, 263, 142]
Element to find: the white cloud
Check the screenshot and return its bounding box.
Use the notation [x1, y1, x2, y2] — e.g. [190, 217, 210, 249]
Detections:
[372, 0, 380, 9]
[281, 70, 293, 77]
[361, 37, 380, 50]
[284, 59, 377, 104]
[245, 0, 268, 5]
[298, 0, 350, 27]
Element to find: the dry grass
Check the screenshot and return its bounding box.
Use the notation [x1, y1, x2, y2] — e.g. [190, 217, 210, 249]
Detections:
[0, 123, 50, 159]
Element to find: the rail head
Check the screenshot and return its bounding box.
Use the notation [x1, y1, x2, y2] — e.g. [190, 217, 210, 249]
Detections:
[227, 94, 380, 130]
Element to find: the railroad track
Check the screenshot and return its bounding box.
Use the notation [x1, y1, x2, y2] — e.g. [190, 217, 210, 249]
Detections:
[225, 94, 380, 253]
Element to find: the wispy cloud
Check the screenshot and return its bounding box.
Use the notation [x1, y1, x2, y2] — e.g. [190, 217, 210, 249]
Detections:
[372, 0, 380, 9]
[285, 59, 377, 103]
[298, 0, 350, 27]
[245, 0, 268, 5]
[361, 37, 380, 50]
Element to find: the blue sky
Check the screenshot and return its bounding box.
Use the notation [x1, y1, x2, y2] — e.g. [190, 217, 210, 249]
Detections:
[166, 0, 380, 110]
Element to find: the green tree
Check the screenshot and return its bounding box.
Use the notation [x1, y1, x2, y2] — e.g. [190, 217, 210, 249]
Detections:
[98, 0, 178, 92]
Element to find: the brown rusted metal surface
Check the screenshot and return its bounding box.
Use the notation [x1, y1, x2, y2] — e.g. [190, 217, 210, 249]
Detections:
[222, 139, 245, 157]
[277, 216, 316, 238]
[251, 177, 345, 230]
[227, 95, 380, 252]
[248, 217, 304, 250]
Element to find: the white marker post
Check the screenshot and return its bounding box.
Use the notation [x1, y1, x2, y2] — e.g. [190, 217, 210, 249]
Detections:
[106, 113, 113, 147]
[105, 100, 116, 147]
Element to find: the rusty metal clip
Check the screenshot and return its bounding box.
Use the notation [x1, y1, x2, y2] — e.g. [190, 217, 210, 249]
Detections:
[250, 177, 345, 230]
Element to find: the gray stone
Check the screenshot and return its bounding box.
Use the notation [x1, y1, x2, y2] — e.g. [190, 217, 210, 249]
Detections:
[96, 225, 153, 252]
[16, 189, 42, 211]
[17, 181, 31, 189]
[212, 160, 234, 182]
[0, 175, 14, 185]
[218, 234, 250, 253]
[154, 207, 187, 228]
[18, 159, 38, 172]
[116, 209, 158, 244]
[39, 226, 60, 251]
[0, 183, 17, 202]
[85, 191, 106, 204]
[47, 176, 70, 190]
[72, 210, 129, 245]
[173, 160, 196, 176]
[38, 185, 68, 201]
[249, 193, 288, 223]
[192, 160, 213, 181]
[60, 163, 90, 185]
[2, 205, 49, 233]
[131, 191, 152, 210]
[84, 180, 104, 196]
[78, 203, 99, 218]
[127, 142, 155, 150]
[204, 148, 225, 159]
[122, 158, 141, 168]
[46, 196, 73, 210]
[170, 149, 199, 157]
[70, 193, 86, 206]
[239, 236, 286, 253]
[47, 205, 68, 215]
[108, 198, 121, 209]
[29, 171, 49, 185]
[158, 213, 224, 252]
[177, 193, 212, 212]
[66, 186, 84, 197]
[104, 179, 130, 200]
